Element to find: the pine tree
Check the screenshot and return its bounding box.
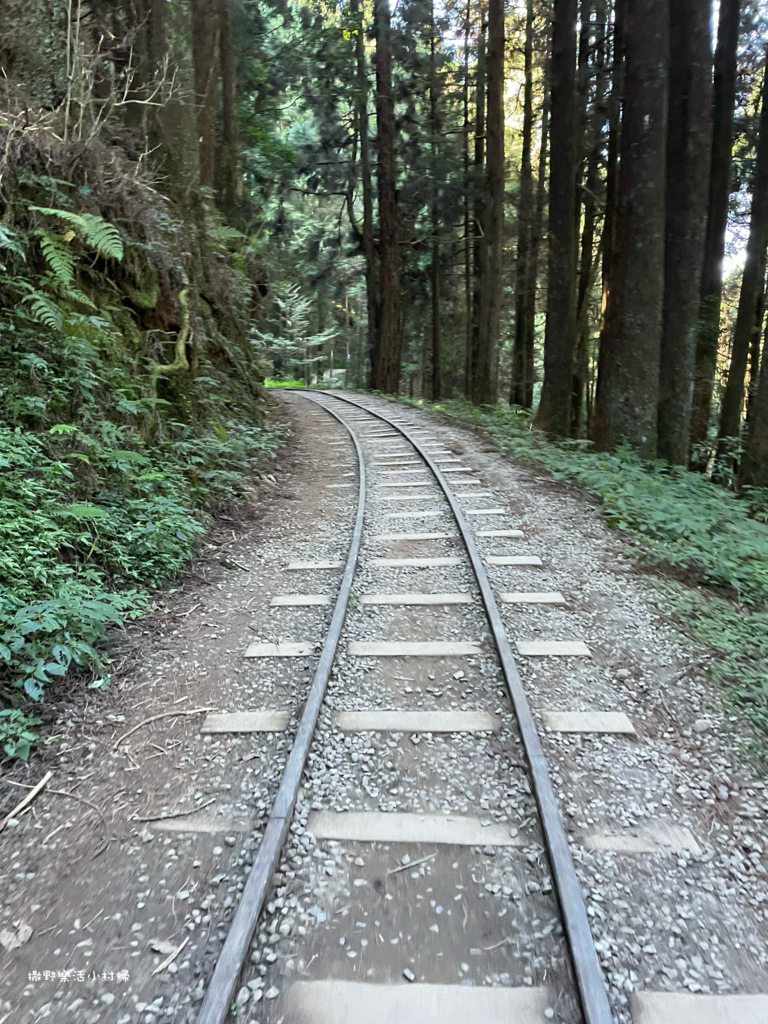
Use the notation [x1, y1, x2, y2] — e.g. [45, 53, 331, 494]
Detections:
[472, 0, 503, 405]
[591, 0, 668, 456]
[511, 0, 535, 408]
[690, 0, 742, 465]
[371, 0, 402, 393]
[534, 0, 578, 434]
[718, 53, 768, 457]
[657, 0, 712, 464]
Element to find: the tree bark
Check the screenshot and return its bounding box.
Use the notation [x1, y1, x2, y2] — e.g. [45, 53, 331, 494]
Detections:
[590, 0, 668, 457]
[463, 0, 472, 397]
[371, 0, 402, 394]
[600, 0, 624, 320]
[350, 0, 379, 385]
[430, 0, 441, 400]
[657, 0, 713, 464]
[472, 0, 503, 406]
[511, 0, 534, 407]
[216, 0, 242, 218]
[690, 0, 741, 465]
[718, 54, 768, 449]
[191, 0, 219, 191]
[526, 72, 550, 409]
[746, 273, 767, 427]
[739, 305, 768, 486]
[470, 18, 487, 396]
[571, 0, 598, 437]
[534, 0, 578, 433]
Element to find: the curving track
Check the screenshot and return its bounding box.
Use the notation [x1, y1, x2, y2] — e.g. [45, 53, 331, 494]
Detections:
[197, 388, 613, 1024]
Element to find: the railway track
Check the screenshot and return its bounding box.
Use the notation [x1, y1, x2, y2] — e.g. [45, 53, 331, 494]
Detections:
[197, 388, 613, 1024]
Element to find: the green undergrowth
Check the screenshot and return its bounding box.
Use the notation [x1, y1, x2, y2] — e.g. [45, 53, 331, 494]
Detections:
[1, 417, 285, 716]
[265, 377, 343, 388]
[0, 400, 286, 765]
[654, 580, 768, 750]
[399, 397, 768, 751]
[0, 156, 279, 761]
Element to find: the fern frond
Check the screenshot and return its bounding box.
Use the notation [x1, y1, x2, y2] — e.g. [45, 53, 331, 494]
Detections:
[29, 206, 84, 229]
[24, 292, 63, 332]
[29, 206, 123, 262]
[64, 287, 98, 311]
[79, 214, 124, 261]
[38, 232, 74, 286]
[209, 224, 245, 246]
[0, 224, 26, 261]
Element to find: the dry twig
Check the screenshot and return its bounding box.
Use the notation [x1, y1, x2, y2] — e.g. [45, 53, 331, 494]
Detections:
[0, 771, 52, 833]
[113, 707, 215, 749]
[3, 778, 109, 828]
[132, 798, 215, 823]
[386, 852, 437, 876]
[152, 936, 189, 975]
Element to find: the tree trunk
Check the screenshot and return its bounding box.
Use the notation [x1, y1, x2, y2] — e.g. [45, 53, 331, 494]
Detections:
[718, 53, 768, 450]
[571, 0, 597, 437]
[511, 0, 534, 407]
[371, 0, 402, 394]
[430, 0, 441, 400]
[746, 273, 767, 427]
[431, 241, 441, 399]
[690, 0, 741, 465]
[216, 0, 242, 219]
[470, 18, 487, 396]
[526, 72, 550, 408]
[463, 0, 472, 397]
[600, 0, 624, 320]
[657, 0, 713, 464]
[534, 0, 578, 433]
[590, 0, 668, 457]
[191, 0, 219, 191]
[739, 306, 768, 486]
[351, 0, 379, 386]
[472, 0, 503, 405]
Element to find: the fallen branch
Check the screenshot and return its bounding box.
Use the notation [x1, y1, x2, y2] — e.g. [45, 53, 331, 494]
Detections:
[0, 771, 52, 833]
[387, 851, 437, 876]
[132, 797, 215, 823]
[175, 603, 201, 618]
[2, 776, 107, 827]
[152, 936, 189, 975]
[113, 708, 216, 749]
[221, 558, 249, 572]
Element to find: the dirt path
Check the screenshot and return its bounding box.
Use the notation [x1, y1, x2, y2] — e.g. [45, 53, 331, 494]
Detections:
[1, 392, 767, 1024]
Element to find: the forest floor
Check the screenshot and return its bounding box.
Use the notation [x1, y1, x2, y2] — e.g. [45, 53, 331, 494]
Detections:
[1, 392, 767, 1024]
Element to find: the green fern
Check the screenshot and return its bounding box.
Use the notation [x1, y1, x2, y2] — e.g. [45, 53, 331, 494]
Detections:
[38, 231, 75, 285]
[23, 292, 63, 331]
[30, 206, 124, 261]
[0, 224, 26, 262]
[78, 214, 124, 261]
[64, 287, 97, 311]
[209, 224, 245, 246]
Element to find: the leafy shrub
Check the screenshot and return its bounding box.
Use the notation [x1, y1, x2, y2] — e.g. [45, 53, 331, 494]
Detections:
[0, 709, 42, 762]
[0, 408, 285, 757]
[418, 399, 768, 606]
[0, 590, 143, 700]
[0, 164, 280, 762]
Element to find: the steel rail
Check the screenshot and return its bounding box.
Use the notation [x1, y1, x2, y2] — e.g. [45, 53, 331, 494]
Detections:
[196, 392, 366, 1024]
[319, 389, 615, 1024]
